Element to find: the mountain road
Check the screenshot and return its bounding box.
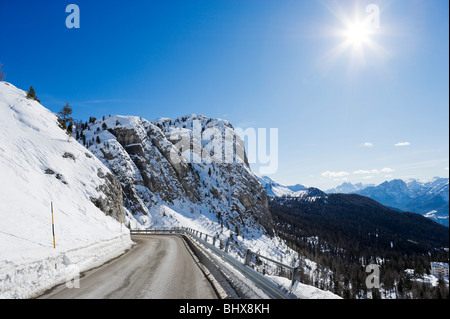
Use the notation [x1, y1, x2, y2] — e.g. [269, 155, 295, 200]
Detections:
[38, 235, 218, 299]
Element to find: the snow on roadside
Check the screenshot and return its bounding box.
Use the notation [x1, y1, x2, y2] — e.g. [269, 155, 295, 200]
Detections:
[0, 82, 133, 298]
[267, 275, 342, 299]
[188, 234, 341, 299]
[191, 238, 270, 299]
[0, 233, 133, 299]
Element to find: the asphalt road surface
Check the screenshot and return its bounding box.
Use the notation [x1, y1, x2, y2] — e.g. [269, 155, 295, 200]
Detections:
[39, 235, 218, 299]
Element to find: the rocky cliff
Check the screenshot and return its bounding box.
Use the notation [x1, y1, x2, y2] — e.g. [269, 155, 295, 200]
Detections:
[77, 114, 274, 237]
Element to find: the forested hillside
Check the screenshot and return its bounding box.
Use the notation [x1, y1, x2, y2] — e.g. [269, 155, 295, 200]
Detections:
[269, 194, 449, 298]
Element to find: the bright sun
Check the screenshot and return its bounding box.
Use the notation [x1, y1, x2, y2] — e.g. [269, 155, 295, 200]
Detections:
[345, 22, 370, 45]
[321, 2, 390, 71]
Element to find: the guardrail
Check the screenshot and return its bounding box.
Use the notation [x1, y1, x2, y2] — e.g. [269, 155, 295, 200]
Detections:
[245, 249, 301, 287]
[131, 227, 299, 299]
[131, 229, 182, 235]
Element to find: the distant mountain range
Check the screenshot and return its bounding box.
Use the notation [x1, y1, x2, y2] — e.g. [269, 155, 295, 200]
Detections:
[354, 178, 449, 227]
[259, 176, 449, 227]
[326, 182, 374, 194]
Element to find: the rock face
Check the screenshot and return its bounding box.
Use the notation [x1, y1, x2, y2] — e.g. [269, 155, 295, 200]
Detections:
[91, 168, 124, 223]
[77, 114, 273, 236]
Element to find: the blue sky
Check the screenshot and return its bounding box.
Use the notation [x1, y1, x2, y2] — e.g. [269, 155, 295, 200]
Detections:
[1, 0, 448, 189]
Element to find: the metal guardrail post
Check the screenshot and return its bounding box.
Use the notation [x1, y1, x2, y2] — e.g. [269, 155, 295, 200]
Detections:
[245, 249, 252, 266]
[291, 267, 301, 287]
[225, 239, 229, 253]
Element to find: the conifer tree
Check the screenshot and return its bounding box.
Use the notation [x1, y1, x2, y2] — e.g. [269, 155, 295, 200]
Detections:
[26, 86, 40, 102]
[0, 62, 5, 81]
[57, 102, 75, 140]
[67, 122, 73, 135]
[65, 122, 74, 141]
[58, 102, 73, 126]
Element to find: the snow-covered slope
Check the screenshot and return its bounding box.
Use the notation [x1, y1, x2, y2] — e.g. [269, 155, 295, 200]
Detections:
[257, 176, 328, 203]
[0, 82, 339, 299]
[78, 114, 273, 235]
[76, 114, 310, 279]
[0, 82, 132, 298]
[257, 176, 308, 197]
[75, 114, 343, 298]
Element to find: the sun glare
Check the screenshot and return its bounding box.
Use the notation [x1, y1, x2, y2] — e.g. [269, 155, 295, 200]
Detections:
[320, 2, 389, 72]
[345, 22, 370, 45]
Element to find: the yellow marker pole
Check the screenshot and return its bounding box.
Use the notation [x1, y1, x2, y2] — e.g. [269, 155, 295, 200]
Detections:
[51, 202, 56, 249]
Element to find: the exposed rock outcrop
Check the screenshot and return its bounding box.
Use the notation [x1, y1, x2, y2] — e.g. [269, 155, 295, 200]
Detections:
[78, 114, 274, 236]
[90, 168, 124, 223]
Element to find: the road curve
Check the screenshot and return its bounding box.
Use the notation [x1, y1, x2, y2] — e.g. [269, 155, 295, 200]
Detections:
[191, 234, 292, 299]
[39, 235, 217, 299]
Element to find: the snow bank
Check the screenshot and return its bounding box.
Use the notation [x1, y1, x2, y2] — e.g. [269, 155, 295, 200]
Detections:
[267, 276, 342, 299]
[0, 82, 133, 298]
[0, 233, 132, 299]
